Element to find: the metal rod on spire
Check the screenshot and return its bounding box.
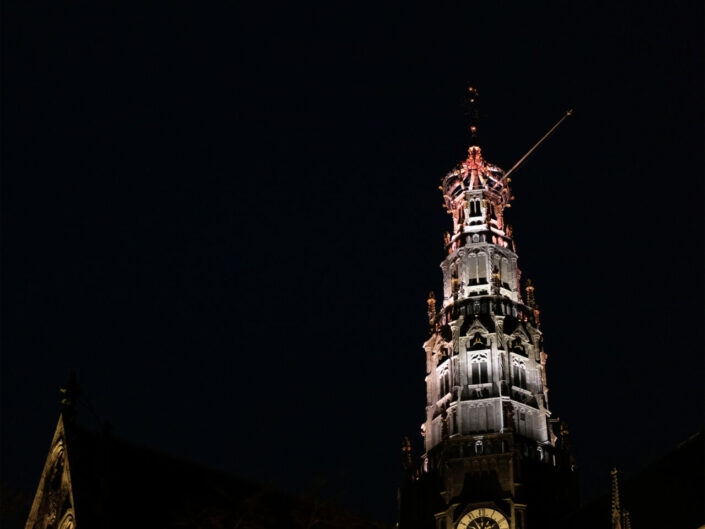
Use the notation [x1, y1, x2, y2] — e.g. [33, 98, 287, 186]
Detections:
[500, 109, 573, 183]
[466, 86, 480, 146]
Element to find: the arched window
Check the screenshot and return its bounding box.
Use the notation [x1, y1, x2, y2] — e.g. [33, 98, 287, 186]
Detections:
[472, 233, 479, 243]
[439, 368, 451, 398]
[451, 265, 459, 294]
[477, 253, 487, 283]
[511, 358, 527, 390]
[457, 205, 465, 226]
[501, 258, 510, 289]
[473, 200, 483, 217]
[467, 253, 478, 285]
[470, 353, 489, 384]
[475, 440, 484, 454]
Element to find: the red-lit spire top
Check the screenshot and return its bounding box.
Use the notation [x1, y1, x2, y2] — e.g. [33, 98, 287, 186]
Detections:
[439, 87, 514, 253]
[442, 86, 510, 195]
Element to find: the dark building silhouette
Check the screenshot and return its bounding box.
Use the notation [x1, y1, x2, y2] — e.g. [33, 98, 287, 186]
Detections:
[24, 376, 390, 529]
[566, 432, 704, 529]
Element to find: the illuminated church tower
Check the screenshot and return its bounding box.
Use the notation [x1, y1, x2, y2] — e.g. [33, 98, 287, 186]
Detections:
[399, 89, 576, 529]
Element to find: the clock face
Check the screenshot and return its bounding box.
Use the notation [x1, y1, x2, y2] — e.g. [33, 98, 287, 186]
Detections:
[456, 508, 509, 529]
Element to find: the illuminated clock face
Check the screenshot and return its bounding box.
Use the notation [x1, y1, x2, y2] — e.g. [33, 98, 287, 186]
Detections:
[456, 508, 509, 529]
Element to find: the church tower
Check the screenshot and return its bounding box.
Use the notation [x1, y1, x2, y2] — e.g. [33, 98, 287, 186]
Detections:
[399, 88, 576, 529]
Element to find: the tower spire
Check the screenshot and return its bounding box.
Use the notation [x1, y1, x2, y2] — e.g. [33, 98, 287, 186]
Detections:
[611, 467, 624, 529]
[467, 86, 480, 146]
[399, 87, 576, 529]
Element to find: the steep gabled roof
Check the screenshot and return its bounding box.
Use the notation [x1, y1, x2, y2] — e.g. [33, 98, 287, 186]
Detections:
[25, 415, 76, 529]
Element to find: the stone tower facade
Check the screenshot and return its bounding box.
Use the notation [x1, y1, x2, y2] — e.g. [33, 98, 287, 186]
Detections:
[399, 90, 576, 529]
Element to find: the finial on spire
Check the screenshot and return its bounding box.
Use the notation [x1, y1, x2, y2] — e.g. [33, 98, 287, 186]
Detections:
[466, 86, 480, 146]
[525, 279, 536, 307]
[427, 291, 437, 325]
[491, 265, 501, 295]
[610, 467, 623, 529]
[60, 370, 81, 422]
[401, 436, 412, 468]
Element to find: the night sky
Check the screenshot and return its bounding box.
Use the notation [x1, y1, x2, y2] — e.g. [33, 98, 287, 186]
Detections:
[3, 2, 703, 523]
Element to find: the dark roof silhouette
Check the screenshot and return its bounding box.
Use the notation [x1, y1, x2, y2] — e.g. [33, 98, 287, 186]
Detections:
[566, 431, 704, 529]
[30, 414, 390, 529]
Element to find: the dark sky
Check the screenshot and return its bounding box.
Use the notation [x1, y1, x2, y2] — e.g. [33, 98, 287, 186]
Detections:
[2, 2, 703, 523]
